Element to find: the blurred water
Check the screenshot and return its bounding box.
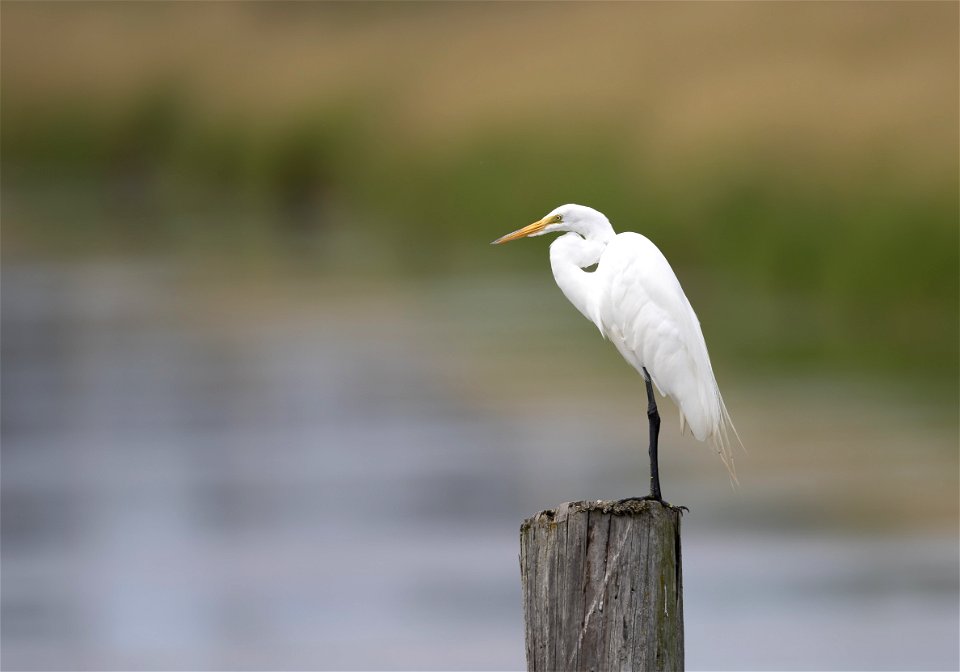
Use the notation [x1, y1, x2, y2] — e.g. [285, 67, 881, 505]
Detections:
[2, 262, 957, 670]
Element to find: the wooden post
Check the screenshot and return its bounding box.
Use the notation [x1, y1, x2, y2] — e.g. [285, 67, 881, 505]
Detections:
[519, 499, 684, 672]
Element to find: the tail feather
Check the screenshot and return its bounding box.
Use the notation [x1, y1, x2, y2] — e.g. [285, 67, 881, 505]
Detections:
[712, 391, 744, 487]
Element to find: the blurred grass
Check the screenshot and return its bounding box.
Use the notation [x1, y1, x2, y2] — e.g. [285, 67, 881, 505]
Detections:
[1, 1, 957, 384]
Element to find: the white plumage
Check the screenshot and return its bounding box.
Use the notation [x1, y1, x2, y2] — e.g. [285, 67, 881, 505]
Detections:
[493, 204, 740, 484]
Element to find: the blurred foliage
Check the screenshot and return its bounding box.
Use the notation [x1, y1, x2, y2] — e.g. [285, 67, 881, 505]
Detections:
[1, 2, 957, 384]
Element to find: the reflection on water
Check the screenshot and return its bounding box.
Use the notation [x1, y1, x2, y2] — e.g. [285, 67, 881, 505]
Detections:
[2, 262, 957, 670]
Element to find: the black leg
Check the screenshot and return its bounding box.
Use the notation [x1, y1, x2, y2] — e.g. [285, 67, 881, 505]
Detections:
[615, 368, 686, 511]
[643, 367, 662, 501]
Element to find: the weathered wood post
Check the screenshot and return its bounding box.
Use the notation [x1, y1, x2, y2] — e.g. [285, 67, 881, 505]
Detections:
[519, 499, 684, 671]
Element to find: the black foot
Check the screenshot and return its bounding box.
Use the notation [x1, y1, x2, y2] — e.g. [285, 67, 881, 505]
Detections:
[615, 496, 689, 513]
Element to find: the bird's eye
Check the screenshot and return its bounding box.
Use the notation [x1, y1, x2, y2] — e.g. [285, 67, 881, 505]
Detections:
[554, 214, 563, 222]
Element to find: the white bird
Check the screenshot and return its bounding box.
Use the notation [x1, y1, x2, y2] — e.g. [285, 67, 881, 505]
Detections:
[492, 204, 740, 500]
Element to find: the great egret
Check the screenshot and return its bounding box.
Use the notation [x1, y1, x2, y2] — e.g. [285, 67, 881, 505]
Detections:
[492, 204, 740, 501]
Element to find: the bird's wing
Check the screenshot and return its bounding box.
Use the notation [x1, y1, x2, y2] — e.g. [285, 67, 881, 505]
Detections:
[596, 233, 739, 475]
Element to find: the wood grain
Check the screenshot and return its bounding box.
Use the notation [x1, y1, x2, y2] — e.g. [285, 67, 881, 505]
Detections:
[520, 499, 684, 672]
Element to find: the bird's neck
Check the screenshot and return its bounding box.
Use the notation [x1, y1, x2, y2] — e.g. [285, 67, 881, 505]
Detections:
[572, 216, 616, 245]
[549, 232, 608, 330]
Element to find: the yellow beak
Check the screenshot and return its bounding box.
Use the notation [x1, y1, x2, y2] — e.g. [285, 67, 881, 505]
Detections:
[491, 215, 552, 245]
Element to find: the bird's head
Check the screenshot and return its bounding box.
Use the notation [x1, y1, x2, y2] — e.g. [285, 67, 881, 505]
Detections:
[491, 204, 611, 245]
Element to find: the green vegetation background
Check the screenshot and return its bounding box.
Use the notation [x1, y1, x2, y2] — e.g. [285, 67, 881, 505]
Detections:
[3, 2, 957, 385]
